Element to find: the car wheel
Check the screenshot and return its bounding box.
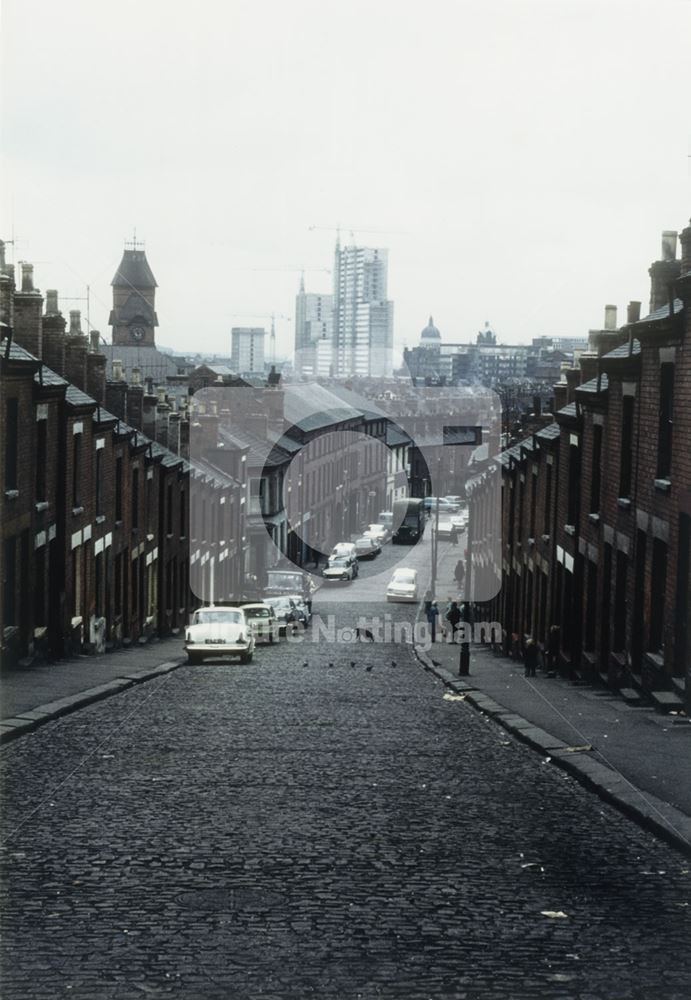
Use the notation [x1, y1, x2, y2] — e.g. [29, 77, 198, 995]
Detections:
[187, 653, 200, 665]
[269, 631, 275, 644]
[240, 651, 253, 664]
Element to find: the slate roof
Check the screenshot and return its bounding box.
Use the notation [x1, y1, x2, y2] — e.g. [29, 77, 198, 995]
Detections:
[108, 291, 158, 327]
[536, 421, 561, 441]
[386, 425, 412, 448]
[65, 384, 97, 409]
[1, 339, 39, 363]
[601, 339, 641, 361]
[635, 297, 683, 324]
[101, 345, 181, 383]
[557, 401, 578, 419]
[576, 374, 609, 394]
[111, 249, 157, 289]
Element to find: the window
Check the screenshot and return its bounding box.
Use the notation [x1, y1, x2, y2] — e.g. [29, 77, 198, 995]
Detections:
[35, 419, 47, 502]
[614, 552, 627, 651]
[567, 443, 580, 525]
[132, 467, 139, 530]
[649, 539, 667, 652]
[619, 396, 634, 498]
[529, 471, 537, 538]
[5, 399, 18, 491]
[543, 463, 551, 535]
[657, 363, 674, 479]
[72, 433, 82, 507]
[115, 456, 123, 522]
[590, 424, 602, 514]
[95, 448, 103, 516]
[3, 537, 17, 626]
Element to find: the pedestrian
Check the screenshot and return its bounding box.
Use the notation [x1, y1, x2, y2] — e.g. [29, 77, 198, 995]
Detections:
[450, 525, 459, 546]
[546, 624, 560, 677]
[445, 599, 462, 642]
[523, 637, 538, 677]
[426, 600, 440, 643]
[454, 558, 465, 589]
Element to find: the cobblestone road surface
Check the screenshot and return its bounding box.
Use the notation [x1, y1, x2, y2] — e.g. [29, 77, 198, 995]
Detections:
[1, 551, 690, 999]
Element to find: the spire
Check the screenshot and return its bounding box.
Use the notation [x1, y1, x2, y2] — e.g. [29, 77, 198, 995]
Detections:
[429, 315, 433, 326]
[299, 271, 305, 293]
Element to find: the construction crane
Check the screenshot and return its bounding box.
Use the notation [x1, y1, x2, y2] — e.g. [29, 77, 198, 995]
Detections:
[227, 312, 291, 364]
[308, 224, 408, 242]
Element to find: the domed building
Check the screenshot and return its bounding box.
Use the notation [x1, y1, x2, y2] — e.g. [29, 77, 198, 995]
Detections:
[419, 315, 442, 347]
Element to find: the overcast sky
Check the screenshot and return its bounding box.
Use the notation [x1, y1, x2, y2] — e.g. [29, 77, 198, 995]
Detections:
[2, 0, 690, 360]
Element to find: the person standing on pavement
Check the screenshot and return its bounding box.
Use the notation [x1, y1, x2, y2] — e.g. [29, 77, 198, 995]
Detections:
[546, 624, 560, 677]
[523, 637, 538, 677]
[454, 558, 465, 591]
[445, 600, 462, 642]
[426, 600, 440, 643]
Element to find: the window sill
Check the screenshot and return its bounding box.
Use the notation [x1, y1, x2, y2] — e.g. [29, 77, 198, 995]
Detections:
[115, 520, 123, 529]
[564, 524, 576, 537]
[4, 490, 19, 501]
[541, 533, 550, 543]
[70, 616, 83, 628]
[654, 478, 671, 494]
[72, 506, 84, 517]
[95, 515, 106, 525]
[587, 512, 600, 524]
[35, 500, 49, 513]
[617, 497, 631, 510]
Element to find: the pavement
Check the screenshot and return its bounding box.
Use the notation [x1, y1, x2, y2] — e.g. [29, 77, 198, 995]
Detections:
[419, 538, 691, 857]
[0, 638, 185, 744]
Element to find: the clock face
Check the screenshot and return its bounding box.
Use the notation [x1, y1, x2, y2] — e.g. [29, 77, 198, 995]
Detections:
[131, 326, 145, 342]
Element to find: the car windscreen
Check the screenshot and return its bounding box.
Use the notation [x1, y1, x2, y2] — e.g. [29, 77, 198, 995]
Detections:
[267, 573, 302, 588]
[194, 610, 242, 625]
[392, 572, 415, 584]
[245, 608, 271, 618]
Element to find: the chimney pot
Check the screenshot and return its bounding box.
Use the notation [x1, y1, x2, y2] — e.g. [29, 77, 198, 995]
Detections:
[45, 289, 60, 315]
[661, 231, 678, 261]
[112, 358, 124, 381]
[626, 301, 641, 324]
[157, 385, 166, 404]
[132, 367, 142, 386]
[89, 329, 100, 351]
[20, 262, 35, 292]
[604, 304, 617, 330]
[69, 310, 82, 335]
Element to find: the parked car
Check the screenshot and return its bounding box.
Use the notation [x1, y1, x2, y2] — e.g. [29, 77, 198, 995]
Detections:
[444, 496, 465, 508]
[354, 535, 381, 559]
[323, 555, 359, 582]
[436, 518, 457, 540]
[386, 568, 419, 603]
[331, 542, 358, 561]
[363, 523, 389, 544]
[241, 602, 278, 644]
[184, 606, 255, 664]
[264, 596, 306, 634]
[424, 497, 458, 514]
[377, 510, 393, 529]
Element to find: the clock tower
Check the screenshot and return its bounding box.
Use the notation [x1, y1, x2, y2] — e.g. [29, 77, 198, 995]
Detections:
[109, 241, 158, 347]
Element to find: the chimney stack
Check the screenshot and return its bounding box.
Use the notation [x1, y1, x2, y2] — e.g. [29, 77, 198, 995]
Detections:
[13, 261, 43, 358]
[42, 292, 66, 375]
[69, 310, 83, 336]
[680, 218, 691, 274]
[0, 241, 6, 272]
[604, 304, 617, 330]
[661, 230, 678, 261]
[86, 352, 107, 404]
[20, 262, 35, 292]
[626, 301, 641, 325]
[649, 230, 681, 313]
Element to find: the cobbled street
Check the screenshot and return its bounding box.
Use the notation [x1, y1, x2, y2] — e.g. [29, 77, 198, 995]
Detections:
[1, 546, 690, 1000]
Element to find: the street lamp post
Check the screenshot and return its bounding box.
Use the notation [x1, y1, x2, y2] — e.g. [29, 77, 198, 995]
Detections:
[459, 491, 473, 676]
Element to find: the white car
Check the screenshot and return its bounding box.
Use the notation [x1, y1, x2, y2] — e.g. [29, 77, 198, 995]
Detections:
[284, 594, 312, 625]
[354, 535, 381, 559]
[386, 567, 419, 602]
[241, 603, 278, 644]
[364, 523, 389, 544]
[185, 606, 255, 664]
[436, 518, 458, 540]
[323, 555, 358, 582]
[331, 542, 358, 561]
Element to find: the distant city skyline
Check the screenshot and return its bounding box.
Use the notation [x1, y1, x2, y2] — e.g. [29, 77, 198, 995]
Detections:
[2, 1, 690, 362]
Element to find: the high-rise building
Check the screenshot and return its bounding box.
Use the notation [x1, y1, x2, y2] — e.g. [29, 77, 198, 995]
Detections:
[231, 327, 265, 374]
[333, 242, 394, 377]
[294, 275, 333, 376]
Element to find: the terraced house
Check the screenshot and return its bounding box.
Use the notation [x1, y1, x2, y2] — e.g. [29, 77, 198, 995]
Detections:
[471, 221, 691, 713]
[0, 248, 238, 667]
